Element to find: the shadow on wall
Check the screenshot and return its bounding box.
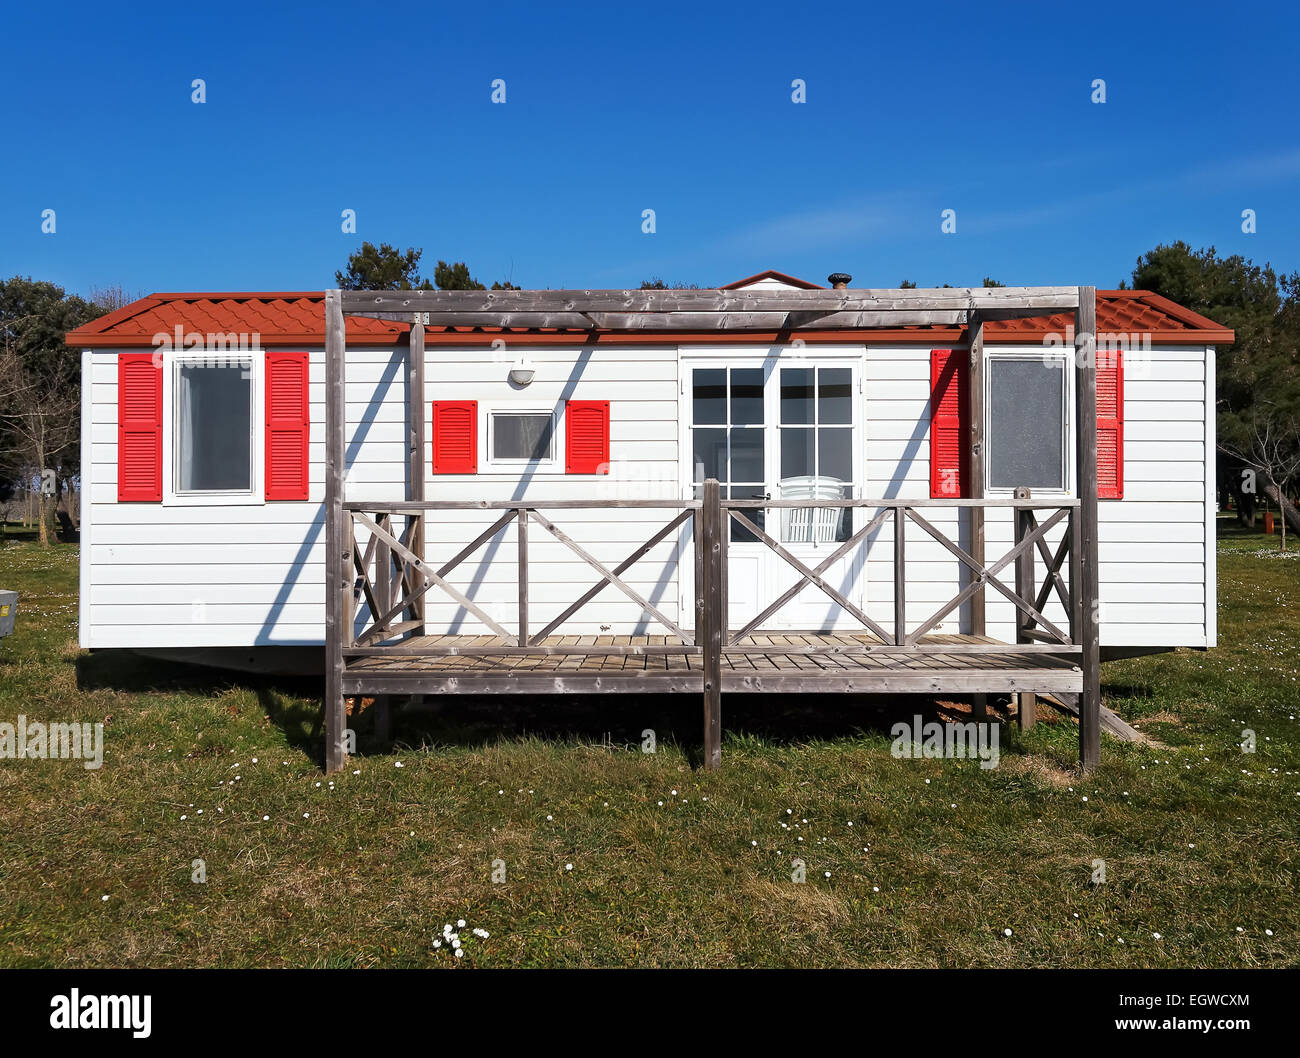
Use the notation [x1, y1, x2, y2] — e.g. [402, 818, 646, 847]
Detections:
[255, 347, 405, 646]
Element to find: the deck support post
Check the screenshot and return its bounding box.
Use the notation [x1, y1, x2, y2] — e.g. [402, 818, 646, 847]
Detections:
[700, 478, 723, 770]
[1014, 488, 1037, 731]
[967, 314, 987, 720]
[1074, 287, 1101, 770]
[893, 505, 906, 645]
[324, 290, 349, 774]
[407, 318, 426, 636]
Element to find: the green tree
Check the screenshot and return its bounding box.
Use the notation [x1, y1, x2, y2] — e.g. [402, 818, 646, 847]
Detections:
[337, 243, 517, 292]
[1130, 242, 1300, 537]
[639, 278, 701, 290]
[433, 260, 484, 290]
[0, 277, 103, 544]
[335, 242, 434, 290]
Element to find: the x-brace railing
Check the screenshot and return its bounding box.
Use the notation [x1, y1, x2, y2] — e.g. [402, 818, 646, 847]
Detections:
[345, 502, 701, 651]
[720, 497, 1078, 649]
[904, 505, 1073, 645]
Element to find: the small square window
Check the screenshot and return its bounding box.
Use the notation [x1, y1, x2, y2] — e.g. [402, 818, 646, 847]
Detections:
[491, 411, 555, 462]
[174, 360, 253, 493]
[988, 358, 1066, 490]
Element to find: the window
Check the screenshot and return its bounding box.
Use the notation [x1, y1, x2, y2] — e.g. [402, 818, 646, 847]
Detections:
[691, 366, 765, 541]
[490, 410, 555, 463]
[778, 366, 853, 542]
[988, 357, 1067, 490]
[174, 359, 253, 494]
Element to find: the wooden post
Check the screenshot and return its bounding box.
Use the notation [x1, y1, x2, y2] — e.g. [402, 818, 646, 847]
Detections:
[893, 504, 906, 645]
[408, 318, 426, 636]
[1075, 287, 1101, 770]
[1014, 488, 1037, 731]
[700, 479, 723, 770]
[967, 315, 987, 720]
[967, 314, 986, 635]
[324, 290, 349, 774]
[517, 509, 529, 647]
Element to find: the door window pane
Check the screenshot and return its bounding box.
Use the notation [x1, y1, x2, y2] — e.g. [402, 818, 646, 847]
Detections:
[730, 428, 764, 481]
[818, 427, 853, 485]
[730, 368, 764, 425]
[729, 485, 766, 543]
[692, 428, 727, 482]
[780, 367, 814, 424]
[693, 368, 726, 425]
[989, 359, 1065, 489]
[492, 413, 554, 461]
[175, 362, 252, 492]
[818, 368, 852, 424]
[780, 428, 815, 482]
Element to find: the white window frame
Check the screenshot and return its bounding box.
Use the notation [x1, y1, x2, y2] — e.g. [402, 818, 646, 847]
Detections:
[484, 405, 561, 469]
[678, 348, 863, 534]
[676, 344, 865, 626]
[983, 349, 1074, 498]
[161, 347, 264, 507]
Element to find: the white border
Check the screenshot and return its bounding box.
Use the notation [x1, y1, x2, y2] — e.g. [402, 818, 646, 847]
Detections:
[983, 349, 1075, 498]
[161, 348, 264, 506]
[676, 344, 865, 625]
[485, 406, 559, 468]
[79, 348, 93, 648]
[1205, 344, 1217, 648]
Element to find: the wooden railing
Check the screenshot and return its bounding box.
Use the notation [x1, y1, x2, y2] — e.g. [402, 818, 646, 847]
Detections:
[342, 498, 701, 658]
[338, 483, 1080, 660]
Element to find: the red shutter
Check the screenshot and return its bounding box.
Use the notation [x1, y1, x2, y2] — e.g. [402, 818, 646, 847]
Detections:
[264, 351, 310, 500]
[117, 352, 162, 501]
[565, 400, 610, 474]
[929, 349, 967, 498]
[432, 400, 477, 473]
[1097, 349, 1124, 500]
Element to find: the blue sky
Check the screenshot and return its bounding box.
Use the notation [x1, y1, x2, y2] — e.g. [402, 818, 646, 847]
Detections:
[2, 0, 1298, 298]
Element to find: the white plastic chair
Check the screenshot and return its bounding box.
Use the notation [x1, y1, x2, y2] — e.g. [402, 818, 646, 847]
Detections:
[780, 475, 847, 544]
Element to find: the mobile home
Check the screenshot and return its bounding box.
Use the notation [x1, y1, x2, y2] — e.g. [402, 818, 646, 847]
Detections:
[67, 271, 1233, 770]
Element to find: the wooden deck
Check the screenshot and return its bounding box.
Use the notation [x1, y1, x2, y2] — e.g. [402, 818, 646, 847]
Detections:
[324, 282, 1104, 769]
[342, 633, 1083, 696]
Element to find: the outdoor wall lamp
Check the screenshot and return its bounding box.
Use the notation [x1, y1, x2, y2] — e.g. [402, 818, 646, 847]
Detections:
[508, 359, 535, 386]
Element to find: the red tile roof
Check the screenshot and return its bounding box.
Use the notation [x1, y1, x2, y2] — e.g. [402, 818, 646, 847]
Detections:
[66, 282, 1235, 347]
[67, 292, 406, 347]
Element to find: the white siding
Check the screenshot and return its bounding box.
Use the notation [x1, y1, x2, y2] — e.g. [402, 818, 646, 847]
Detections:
[863, 343, 1212, 648]
[82, 343, 680, 647]
[863, 346, 973, 635]
[82, 336, 1212, 651]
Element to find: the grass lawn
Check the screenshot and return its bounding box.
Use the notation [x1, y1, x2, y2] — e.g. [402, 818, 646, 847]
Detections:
[0, 516, 1296, 968]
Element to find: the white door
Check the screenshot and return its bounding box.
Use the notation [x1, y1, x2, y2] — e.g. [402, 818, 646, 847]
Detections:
[682, 359, 865, 633]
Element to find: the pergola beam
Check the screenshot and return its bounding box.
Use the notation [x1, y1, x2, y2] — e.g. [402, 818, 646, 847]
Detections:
[342, 309, 973, 330]
[338, 286, 1079, 318]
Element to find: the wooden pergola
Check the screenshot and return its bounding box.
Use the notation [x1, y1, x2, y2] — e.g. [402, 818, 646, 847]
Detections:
[323, 285, 1102, 773]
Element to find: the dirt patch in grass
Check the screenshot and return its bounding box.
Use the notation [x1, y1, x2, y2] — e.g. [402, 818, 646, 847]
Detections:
[998, 755, 1078, 787]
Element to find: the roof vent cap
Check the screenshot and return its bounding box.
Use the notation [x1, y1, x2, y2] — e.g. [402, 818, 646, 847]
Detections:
[827, 273, 852, 289]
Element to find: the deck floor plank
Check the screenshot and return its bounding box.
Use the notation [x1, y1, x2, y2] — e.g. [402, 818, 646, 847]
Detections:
[344, 632, 1082, 693]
